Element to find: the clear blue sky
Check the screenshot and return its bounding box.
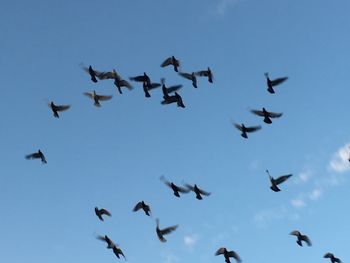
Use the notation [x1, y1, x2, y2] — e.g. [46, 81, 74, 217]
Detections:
[1, 0, 350, 262]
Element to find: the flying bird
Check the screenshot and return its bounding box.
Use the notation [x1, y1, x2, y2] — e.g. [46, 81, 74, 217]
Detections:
[184, 184, 211, 200]
[215, 247, 242, 263]
[161, 56, 180, 72]
[264, 72, 288, 94]
[195, 67, 213, 83]
[96, 234, 115, 249]
[129, 72, 151, 87]
[324, 253, 342, 263]
[160, 79, 183, 94]
[160, 175, 190, 197]
[25, 149, 47, 164]
[48, 101, 70, 118]
[233, 123, 261, 138]
[179, 72, 197, 88]
[266, 170, 292, 192]
[290, 230, 312, 246]
[142, 81, 161, 98]
[95, 207, 112, 221]
[81, 65, 102, 83]
[156, 218, 178, 242]
[161, 92, 185, 108]
[112, 246, 126, 260]
[112, 70, 133, 94]
[133, 201, 151, 216]
[83, 90, 112, 107]
[250, 107, 283, 124]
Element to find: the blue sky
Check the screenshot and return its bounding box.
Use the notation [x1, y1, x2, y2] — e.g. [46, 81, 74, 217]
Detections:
[1, 0, 350, 262]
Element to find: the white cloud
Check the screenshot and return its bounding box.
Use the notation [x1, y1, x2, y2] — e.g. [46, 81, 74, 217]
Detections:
[216, 0, 243, 15]
[309, 188, 322, 201]
[291, 197, 306, 208]
[297, 170, 314, 183]
[184, 234, 199, 249]
[329, 144, 350, 173]
[254, 205, 287, 224]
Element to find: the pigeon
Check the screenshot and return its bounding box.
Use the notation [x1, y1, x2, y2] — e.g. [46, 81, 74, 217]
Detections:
[290, 230, 312, 246]
[161, 56, 180, 72]
[233, 123, 261, 138]
[250, 107, 283, 124]
[161, 92, 185, 108]
[133, 201, 151, 216]
[48, 101, 70, 118]
[266, 170, 292, 192]
[95, 207, 112, 221]
[112, 246, 126, 260]
[195, 67, 213, 83]
[111, 70, 133, 94]
[142, 81, 161, 98]
[184, 184, 211, 200]
[160, 79, 183, 94]
[160, 176, 190, 197]
[129, 72, 151, 87]
[324, 253, 342, 263]
[81, 65, 102, 83]
[96, 234, 115, 249]
[83, 90, 112, 107]
[179, 72, 197, 88]
[156, 218, 178, 242]
[215, 247, 242, 263]
[25, 149, 47, 164]
[264, 73, 288, 94]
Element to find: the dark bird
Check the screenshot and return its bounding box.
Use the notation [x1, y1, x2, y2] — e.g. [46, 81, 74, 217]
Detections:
[142, 81, 161, 98]
[133, 201, 151, 216]
[324, 253, 342, 263]
[83, 90, 112, 107]
[233, 123, 261, 138]
[215, 247, 242, 263]
[112, 246, 126, 260]
[195, 67, 213, 83]
[25, 149, 47, 164]
[264, 72, 288, 94]
[156, 218, 178, 242]
[160, 175, 190, 197]
[290, 230, 312, 246]
[250, 107, 283, 124]
[160, 79, 183, 95]
[96, 234, 115, 249]
[96, 69, 117, 80]
[81, 65, 102, 83]
[112, 70, 133, 94]
[184, 184, 211, 200]
[129, 72, 151, 87]
[161, 92, 185, 108]
[266, 170, 292, 192]
[48, 101, 70, 118]
[161, 56, 180, 72]
[179, 72, 197, 88]
[95, 207, 112, 221]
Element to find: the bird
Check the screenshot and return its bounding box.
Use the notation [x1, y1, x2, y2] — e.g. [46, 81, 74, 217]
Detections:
[129, 72, 151, 87]
[25, 149, 47, 164]
[290, 230, 312, 246]
[112, 70, 133, 94]
[264, 72, 288, 94]
[195, 67, 213, 83]
[266, 170, 292, 192]
[161, 92, 185, 108]
[96, 234, 115, 249]
[48, 101, 70, 118]
[233, 123, 261, 138]
[160, 176, 190, 197]
[142, 81, 161, 98]
[324, 253, 342, 263]
[112, 246, 126, 260]
[83, 90, 112, 107]
[95, 69, 118, 80]
[81, 65, 102, 83]
[161, 56, 180, 72]
[156, 218, 178, 242]
[179, 72, 197, 88]
[95, 207, 112, 221]
[160, 79, 183, 94]
[133, 201, 151, 216]
[250, 107, 283, 124]
[184, 183, 211, 200]
[215, 247, 242, 263]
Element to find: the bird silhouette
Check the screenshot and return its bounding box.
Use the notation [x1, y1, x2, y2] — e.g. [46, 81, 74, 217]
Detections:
[233, 123, 261, 138]
[290, 230, 312, 246]
[179, 72, 197, 88]
[95, 207, 111, 221]
[129, 72, 151, 87]
[161, 92, 185, 108]
[83, 90, 112, 107]
[96, 234, 115, 249]
[160, 176, 190, 197]
[160, 79, 183, 94]
[133, 201, 151, 216]
[142, 81, 161, 98]
[250, 107, 282, 124]
[111, 70, 133, 94]
[215, 247, 242, 263]
[266, 170, 292, 192]
[25, 149, 47, 164]
[161, 56, 180, 72]
[264, 72, 288, 94]
[156, 218, 178, 242]
[48, 101, 70, 118]
[184, 183, 211, 200]
[195, 67, 213, 83]
[81, 65, 102, 83]
[112, 246, 126, 260]
[324, 253, 342, 263]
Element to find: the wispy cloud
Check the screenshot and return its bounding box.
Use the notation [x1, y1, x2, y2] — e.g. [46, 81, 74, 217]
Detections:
[328, 144, 350, 173]
[216, 0, 243, 15]
[309, 188, 322, 201]
[294, 169, 314, 184]
[290, 197, 306, 208]
[184, 234, 199, 250]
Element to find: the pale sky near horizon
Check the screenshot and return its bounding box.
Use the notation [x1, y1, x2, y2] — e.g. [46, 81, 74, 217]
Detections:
[1, 0, 350, 263]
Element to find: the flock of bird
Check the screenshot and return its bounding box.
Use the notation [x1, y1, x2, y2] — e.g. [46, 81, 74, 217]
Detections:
[23, 55, 342, 263]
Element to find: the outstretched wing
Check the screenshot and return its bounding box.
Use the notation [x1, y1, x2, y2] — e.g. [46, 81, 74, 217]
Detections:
[100, 209, 111, 217]
[215, 247, 226, 256]
[96, 95, 113, 101]
[268, 111, 283, 118]
[83, 92, 93, 99]
[133, 202, 143, 212]
[25, 152, 39, 159]
[55, 105, 70, 112]
[275, 174, 293, 185]
[178, 72, 193, 80]
[271, 77, 288, 86]
[167, 85, 182, 94]
[233, 123, 243, 132]
[250, 109, 265, 117]
[245, 125, 262, 133]
[198, 187, 211, 196]
[160, 175, 172, 188]
[195, 70, 209, 77]
[290, 230, 300, 236]
[160, 225, 178, 235]
[302, 235, 312, 246]
[161, 57, 173, 67]
[119, 80, 133, 90]
[227, 251, 242, 263]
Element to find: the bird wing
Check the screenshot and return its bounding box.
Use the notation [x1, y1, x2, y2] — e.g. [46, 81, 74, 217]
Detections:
[133, 202, 143, 212]
[83, 92, 93, 99]
[167, 85, 182, 93]
[160, 225, 178, 235]
[227, 251, 242, 263]
[302, 235, 312, 246]
[290, 230, 300, 236]
[233, 123, 243, 132]
[324, 253, 333, 258]
[129, 75, 146, 82]
[250, 109, 265, 117]
[176, 184, 190, 193]
[160, 175, 172, 188]
[96, 95, 113, 101]
[195, 70, 209, 77]
[184, 184, 194, 191]
[25, 152, 39, 159]
[161, 57, 173, 67]
[267, 111, 283, 118]
[215, 247, 226, 256]
[100, 209, 111, 216]
[55, 105, 70, 111]
[178, 72, 193, 80]
[119, 80, 133, 89]
[275, 174, 293, 185]
[198, 187, 211, 196]
[147, 82, 161, 90]
[245, 125, 262, 132]
[97, 70, 116, 80]
[271, 77, 288, 86]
